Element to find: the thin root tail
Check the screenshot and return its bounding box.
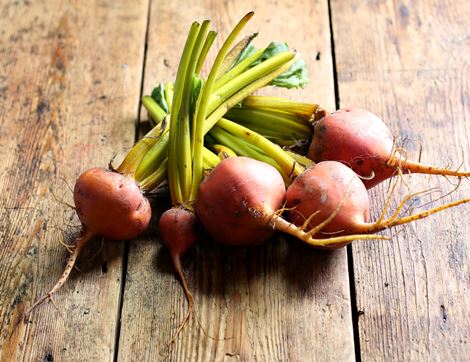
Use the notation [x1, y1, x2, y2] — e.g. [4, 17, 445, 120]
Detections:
[392, 158, 470, 178]
[168, 255, 226, 353]
[22, 229, 94, 320]
[375, 188, 437, 228]
[270, 214, 389, 248]
[365, 197, 470, 233]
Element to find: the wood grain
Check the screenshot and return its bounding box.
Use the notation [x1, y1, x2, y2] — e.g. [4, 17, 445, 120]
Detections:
[3, 0, 467, 361]
[331, 0, 470, 360]
[116, 0, 355, 361]
[0, 1, 148, 361]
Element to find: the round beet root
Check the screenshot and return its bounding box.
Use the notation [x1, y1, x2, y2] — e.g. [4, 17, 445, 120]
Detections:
[196, 156, 286, 246]
[308, 108, 395, 189]
[159, 207, 198, 258]
[308, 108, 470, 189]
[286, 161, 370, 237]
[25, 167, 152, 317]
[285, 160, 469, 249]
[74, 167, 151, 240]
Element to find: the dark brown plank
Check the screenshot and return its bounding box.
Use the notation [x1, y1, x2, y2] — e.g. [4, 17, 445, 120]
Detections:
[331, 0, 470, 360]
[117, 1, 356, 361]
[0, 1, 148, 360]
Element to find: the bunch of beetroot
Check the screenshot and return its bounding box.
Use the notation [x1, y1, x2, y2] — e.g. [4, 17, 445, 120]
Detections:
[24, 12, 304, 319]
[25, 13, 470, 341]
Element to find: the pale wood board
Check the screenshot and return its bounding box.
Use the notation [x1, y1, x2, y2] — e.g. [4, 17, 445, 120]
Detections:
[3, 0, 468, 361]
[331, 0, 470, 360]
[117, 0, 356, 361]
[0, 1, 148, 361]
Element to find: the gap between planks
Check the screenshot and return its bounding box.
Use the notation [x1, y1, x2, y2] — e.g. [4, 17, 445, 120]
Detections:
[326, 0, 363, 361]
[112, 1, 153, 361]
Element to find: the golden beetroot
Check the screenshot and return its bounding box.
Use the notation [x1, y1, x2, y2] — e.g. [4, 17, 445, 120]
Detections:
[74, 168, 151, 240]
[196, 156, 286, 246]
[196, 157, 385, 248]
[24, 168, 151, 317]
[286, 161, 369, 236]
[308, 108, 470, 189]
[286, 161, 470, 249]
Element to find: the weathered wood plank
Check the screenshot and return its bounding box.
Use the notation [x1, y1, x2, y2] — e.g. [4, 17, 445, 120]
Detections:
[331, 0, 470, 360]
[117, 1, 355, 361]
[0, 1, 148, 361]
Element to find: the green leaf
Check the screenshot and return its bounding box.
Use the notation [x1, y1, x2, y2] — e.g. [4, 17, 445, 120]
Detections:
[151, 83, 169, 113]
[219, 32, 258, 77]
[232, 43, 258, 67]
[270, 57, 308, 88]
[256, 42, 290, 64]
[234, 41, 309, 89]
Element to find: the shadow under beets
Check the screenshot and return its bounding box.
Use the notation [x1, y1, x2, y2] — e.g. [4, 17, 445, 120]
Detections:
[146, 188, 344, 308]
[282, 236, 342, 296]
[64, 232, 123, 282]
[153, 224, 342, 301]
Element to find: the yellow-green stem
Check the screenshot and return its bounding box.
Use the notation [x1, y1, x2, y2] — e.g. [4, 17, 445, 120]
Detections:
[165, 82, 174, 109]
[209, 126, 286, 180]
[190, 12, 254, 201]
[214, 48, 265, 90]
[217, 118, 304, 177]
[139, 149, 221, 191]
[203, 58, 297, 135]
[135, 131, 169, 181]
[195, 31, 217, 75]
[117, 98, 167, 177]
[212, 144, 237, 159]
[242, 95, 319, 120]
[207, 51, 295, 115]
[202, 147, 221, 168]
[225, 107, 312, 138]
[168, 22, 200, 204]
[139, 158, 168, 191]
[285, 151, 314, 168]
[216, 33, 258, 79]
[178, 20, 210, 201]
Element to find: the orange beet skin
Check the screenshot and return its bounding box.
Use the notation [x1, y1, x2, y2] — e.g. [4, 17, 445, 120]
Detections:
[286, 161, 370, 237]
[159, 207, 198, 257]
[308, 108, 396, 189]
[74, 167, 151, 240]
[308, 107, 470, 189]
[196, 157, 286, 246]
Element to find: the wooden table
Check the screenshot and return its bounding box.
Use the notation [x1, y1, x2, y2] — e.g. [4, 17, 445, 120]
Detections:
[1, 1, 469, 361]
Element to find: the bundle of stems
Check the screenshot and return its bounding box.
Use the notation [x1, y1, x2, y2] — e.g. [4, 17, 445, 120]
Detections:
[116, 12, 320, 193]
